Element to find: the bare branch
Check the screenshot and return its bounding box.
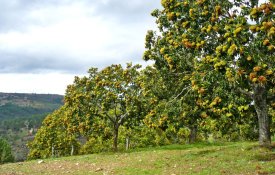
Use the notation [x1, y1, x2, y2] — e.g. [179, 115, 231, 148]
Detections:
[165, 85, 191, 108]
[118, 113, 127, 125]
[172, 85, 191, 101]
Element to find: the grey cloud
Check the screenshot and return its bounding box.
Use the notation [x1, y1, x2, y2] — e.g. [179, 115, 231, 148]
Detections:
[89, 0, 161, 23]
[0, 0, 79, 31]
[0, 0, 161, 31]
[0, 51, 84, 73]
[0, 1, 28, 31]
[0, 48, 144, 73]
[0, 0, 160, 73]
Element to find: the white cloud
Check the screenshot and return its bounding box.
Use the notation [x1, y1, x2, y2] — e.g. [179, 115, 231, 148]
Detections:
[0, 1, 158, 72]
[0, 73, 77, 95]
[0, 0, 160, 94]
[0, 4, 107, 58]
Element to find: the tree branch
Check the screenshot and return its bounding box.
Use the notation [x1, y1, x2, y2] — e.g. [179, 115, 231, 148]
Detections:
[167, 85, 191, 104]
[114, 101, 118, 118]
[118, 113, 127, 125]
[105, 112, 115, 123]
[237, 88, 253, 99]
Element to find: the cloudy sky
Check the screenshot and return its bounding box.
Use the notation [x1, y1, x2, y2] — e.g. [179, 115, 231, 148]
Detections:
[0, 0, 161, 95]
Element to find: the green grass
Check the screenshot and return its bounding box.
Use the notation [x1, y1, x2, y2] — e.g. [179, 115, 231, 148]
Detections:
[1, 141, 275, 175]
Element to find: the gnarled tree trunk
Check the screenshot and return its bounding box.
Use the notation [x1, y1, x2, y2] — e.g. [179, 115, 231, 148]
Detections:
[253, 85, 271, 147]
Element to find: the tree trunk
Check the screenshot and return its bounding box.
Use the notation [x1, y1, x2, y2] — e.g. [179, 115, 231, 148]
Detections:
[253, 85, 271, 147]
[189, 125, 197, 144]
[71, 145, 74, 156]
[51, 146, 54, 157]
[113, 124, 119, 152]
[126, 137, 130, 150]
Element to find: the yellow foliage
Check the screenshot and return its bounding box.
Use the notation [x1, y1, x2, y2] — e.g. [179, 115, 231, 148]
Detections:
[249, 25, 257, 32]
[250, 8, 258, 16]
[253, 66, 261, 72]
[258, 76, 267, 84]
[252, 78, 257, 83]
[233, 27, 242, 36]
[224, 32, 230, 38]
[227, 44, 237, 56]
[263, 39, 270, 46]
[247, 56, 252, 61]
[160, 48, 165, 54]
[266, 70, 273, 75]
[268, 45, 274, 51]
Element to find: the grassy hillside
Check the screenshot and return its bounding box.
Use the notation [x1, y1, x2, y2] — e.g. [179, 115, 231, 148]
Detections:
[1, 142, 274, 175]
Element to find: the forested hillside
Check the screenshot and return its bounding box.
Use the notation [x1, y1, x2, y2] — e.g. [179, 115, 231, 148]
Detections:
[0, 92, 63, 118]
[0, 93, 63, 130]
[0, 92, 63, 161]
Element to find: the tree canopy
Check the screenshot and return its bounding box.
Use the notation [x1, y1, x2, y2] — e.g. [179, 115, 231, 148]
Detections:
[144, 0, 274, 146]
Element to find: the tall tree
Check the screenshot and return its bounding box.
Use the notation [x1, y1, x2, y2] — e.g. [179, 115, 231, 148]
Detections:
[65, 63, 142, 151]
[144, 9, 213, 143]
[145, 0, 274, 146]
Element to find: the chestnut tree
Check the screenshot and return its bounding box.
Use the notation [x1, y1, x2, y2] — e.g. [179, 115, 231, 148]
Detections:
[145, 0, 274, 146]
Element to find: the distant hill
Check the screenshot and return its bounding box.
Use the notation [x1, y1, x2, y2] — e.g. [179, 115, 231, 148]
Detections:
[0, 92, 64, 120]
[0, 92, 64, 161]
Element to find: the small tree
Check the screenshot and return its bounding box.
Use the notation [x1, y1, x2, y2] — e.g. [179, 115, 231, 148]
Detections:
[28, 107, 79, 159]
[0, 137, 14, 164]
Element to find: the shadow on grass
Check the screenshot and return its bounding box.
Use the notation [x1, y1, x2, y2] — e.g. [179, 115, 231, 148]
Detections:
[254, 145, 275, 162]
[124, 141, 236, 154]
[249, 143, 275, 162]
[254, 152, 275, 161]
[190, 149, 218, 156]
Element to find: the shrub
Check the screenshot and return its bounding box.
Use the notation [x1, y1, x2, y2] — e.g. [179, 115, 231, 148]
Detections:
[0, 137, 14, 164]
